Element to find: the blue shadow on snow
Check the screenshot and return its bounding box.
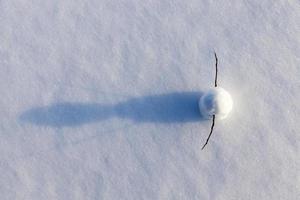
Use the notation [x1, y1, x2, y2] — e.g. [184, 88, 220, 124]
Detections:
[19, 92, 204, 127]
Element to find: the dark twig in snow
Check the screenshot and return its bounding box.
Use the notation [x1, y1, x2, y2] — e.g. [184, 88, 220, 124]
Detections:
[214, 52, 218, 87]
[202, 115, 215, 150]
[202, 52, 219, 150]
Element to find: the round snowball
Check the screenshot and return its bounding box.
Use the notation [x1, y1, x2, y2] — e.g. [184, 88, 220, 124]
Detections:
[199, 87, 233, 120]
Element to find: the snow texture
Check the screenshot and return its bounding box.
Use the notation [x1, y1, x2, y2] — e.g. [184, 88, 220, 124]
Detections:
[0, 0, 300, 199]
[199, 87, 233, 119]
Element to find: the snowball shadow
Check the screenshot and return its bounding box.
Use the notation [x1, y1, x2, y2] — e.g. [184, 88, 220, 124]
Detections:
[19, 103, 113, 127]
[19, 92, 204, 127]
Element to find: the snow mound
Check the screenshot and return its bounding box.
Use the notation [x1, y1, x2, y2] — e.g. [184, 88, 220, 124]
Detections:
[199, 87, 233, 119]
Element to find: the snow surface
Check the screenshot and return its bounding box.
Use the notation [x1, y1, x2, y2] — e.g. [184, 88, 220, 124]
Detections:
[1, 0, 300, 199]
[199, 87, 233, 119]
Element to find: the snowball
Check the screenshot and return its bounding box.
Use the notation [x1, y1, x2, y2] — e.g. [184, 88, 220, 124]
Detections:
[199, 87, 233, 119]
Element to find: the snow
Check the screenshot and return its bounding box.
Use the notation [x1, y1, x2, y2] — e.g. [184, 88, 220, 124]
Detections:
[1, 0, 300, 199]
[199, 87, 233, 119]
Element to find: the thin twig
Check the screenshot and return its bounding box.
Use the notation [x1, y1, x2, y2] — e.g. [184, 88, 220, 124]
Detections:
[201, 52, 218, 150]
[201, 115, 215, 150]
[214, 52, 218, 87]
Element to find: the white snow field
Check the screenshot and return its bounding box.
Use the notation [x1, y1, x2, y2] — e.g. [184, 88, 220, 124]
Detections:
[0, 0, 299, 199]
